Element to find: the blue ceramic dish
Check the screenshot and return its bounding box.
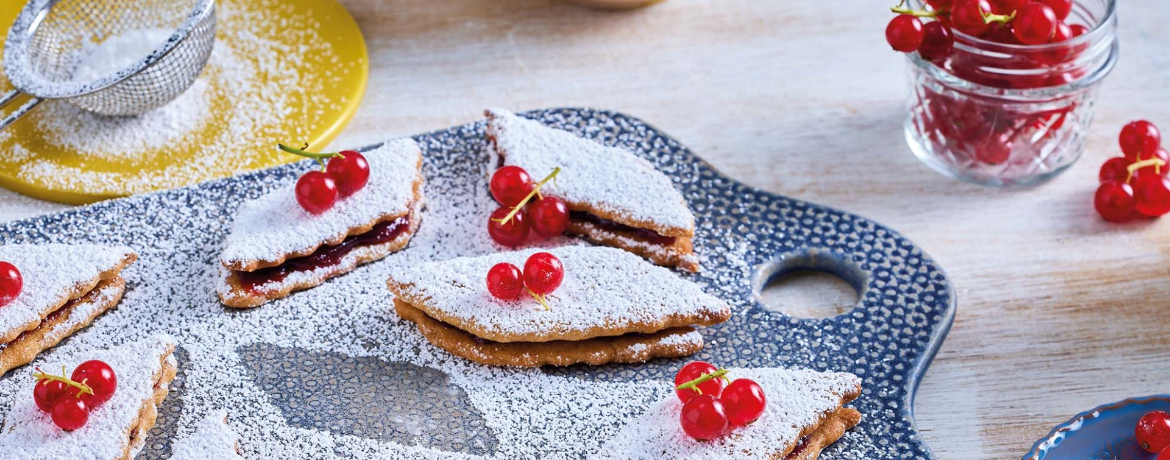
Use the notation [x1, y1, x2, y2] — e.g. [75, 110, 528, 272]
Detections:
[1023, 395, 1170, 460]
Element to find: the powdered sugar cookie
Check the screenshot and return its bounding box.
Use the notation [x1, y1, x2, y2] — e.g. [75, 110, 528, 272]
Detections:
[590, 367, 862, 460]
[170, 410, 244, 460]
[485, 108, 700, 271]
[0, 334, 178, 460]
[218, 139, 425, 308]
[0, 244, 137, 377]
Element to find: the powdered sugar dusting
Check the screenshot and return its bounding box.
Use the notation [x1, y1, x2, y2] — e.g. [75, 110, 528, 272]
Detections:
[0, 244, 133, 342]
[70, 28, 174, 84]
[170, 410, 243, 460]
[219, 139, 422, 268]
[389, 246, 728, 341]
[591, 367, 861, 459]
[486, 109, 694, 233]
[0, 335, 175, 458]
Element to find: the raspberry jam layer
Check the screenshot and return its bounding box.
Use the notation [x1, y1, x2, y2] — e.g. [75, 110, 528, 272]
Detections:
[238, 216, 410, 294]
[784, 435, 809, 459]
[569, 211, 676, 246]
[0, 297, 77, 352]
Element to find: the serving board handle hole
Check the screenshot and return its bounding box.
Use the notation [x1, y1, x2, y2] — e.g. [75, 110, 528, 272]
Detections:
[750, 248, 869, 319]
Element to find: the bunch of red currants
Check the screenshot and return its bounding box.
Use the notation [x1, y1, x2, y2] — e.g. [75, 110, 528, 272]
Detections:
[1094, 120, 1169, 222]
[486, 252, 564, 310]
[673, 362, 768, 441]
[886, 0, 1087, 88]
[0, 261, 21, 308]
[32, 361, 117, 431]
[1137, 410, 1170, 459]
[488, 166, 570, 247]
[279, 144, 371, 215]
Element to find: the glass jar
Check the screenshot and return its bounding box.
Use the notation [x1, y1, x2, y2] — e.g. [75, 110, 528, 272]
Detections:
[904, 0, 1118, 186]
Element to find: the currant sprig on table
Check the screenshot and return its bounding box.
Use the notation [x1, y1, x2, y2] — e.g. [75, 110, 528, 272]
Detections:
[673, 361, 768, 441]
[486, 252, 564, 310]
[1135, 411, 1170, 458]
[1094, 120, 1169, 223]
[0, 261, 23, 308]
[278, 143, 371, 215]
[32, 360, 117, 431]
[487, 166, 569, 247]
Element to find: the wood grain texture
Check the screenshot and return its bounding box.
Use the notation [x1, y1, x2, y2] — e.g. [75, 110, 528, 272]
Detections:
[2, 0, 1169, 458]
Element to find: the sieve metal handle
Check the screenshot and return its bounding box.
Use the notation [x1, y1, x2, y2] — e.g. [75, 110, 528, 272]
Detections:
[0, 90, 42, 131]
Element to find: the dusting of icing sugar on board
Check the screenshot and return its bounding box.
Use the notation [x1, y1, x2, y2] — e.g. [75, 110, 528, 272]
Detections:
[0, 108, 953, 459]
[0, 0, 368, 204]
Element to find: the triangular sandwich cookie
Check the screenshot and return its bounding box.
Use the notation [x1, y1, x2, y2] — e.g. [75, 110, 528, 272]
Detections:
[0, 334, 178, 460]
[387, 246, 729, 367]
[170, 410, 244, 460]
[218, 139, 425, 308]
[0, 244, 137, 377]
[590, 367, 863, 460]
[485, 109, 699, 272]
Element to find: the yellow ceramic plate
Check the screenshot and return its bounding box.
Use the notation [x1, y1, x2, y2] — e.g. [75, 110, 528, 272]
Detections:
[0, 0, 368, 204]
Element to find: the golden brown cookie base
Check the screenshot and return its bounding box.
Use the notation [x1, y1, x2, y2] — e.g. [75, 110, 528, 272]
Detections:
[567, 219, 699, 272]
[220, 206, 422, 309]
[394, 299, 704, 367]
[120, 348, 177, 460]
[387, 279, 729, 344]
[0, 276, 127, 377]
[0, 252, 136, 345]
[222, 159, 425, 272]
[783, 407, 862, 460]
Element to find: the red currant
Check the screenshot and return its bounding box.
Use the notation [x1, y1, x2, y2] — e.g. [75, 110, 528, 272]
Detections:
[1137, 411, 1170, 453]
[72, 360, 116, 408]
[488, 207, 530, 247]
[1036, 0, 1072, 20]
[1094, 181, 1135, 223]
[1134, 174, 1170, 218]
[1160, 446, 1170, 460]
[33, 378, 70, 413]
[918, 22, 955, 61]
[674, 362, 726, 403]
[528, 197, 570, 238]
[523, 252, 564, 295]
[295, 171, 339, 215]
[0, 261, 22, 307]
[952, 0, 994, 36]
[51, 397, 89, 431]
[989, 0, 1027, 15]
[1069, 24, 1089, 37]
[1098, 157, 1130, 183]
[926, 0, 954, 10]
[679, 394, 729, 440]
[721, 379, 767, 427]
[486, 263, 525, 300]
[325, 151, 370, 198]
[1120, 121, 1162, 160]
[976, 133, 1013, 165]
[490, 166, 535, 207]
[1013, 3, 1058, 45]
[886, 15, 925, 52]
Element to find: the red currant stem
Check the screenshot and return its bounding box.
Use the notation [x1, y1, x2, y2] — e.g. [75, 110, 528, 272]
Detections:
[1126, 158, 1167, 183]
[32, 366, 93, 397]
[890, 5, 939, 18]
[526, 287, 552, 311]
[491, 167, 562, 225]
[675, 368, 731, 394]
[983, 10, 1016, 24]
[278, 143, 345, 172]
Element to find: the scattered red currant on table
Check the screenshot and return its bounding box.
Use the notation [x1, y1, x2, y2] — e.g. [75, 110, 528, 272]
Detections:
[32, 362, 115, 431]
[487, 166, 565, 247]
[673, 362, 770, 440]
[279, 143, 372, 214]
[0, 261, 22, 307]
[1137, 411, 1170, 453]
[1094, 121, 1169, 223]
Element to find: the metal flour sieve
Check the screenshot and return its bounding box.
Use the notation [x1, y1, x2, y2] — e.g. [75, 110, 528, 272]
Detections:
[0, 0, 216, 130]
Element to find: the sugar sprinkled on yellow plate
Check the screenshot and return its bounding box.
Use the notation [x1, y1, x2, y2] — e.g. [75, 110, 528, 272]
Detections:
[0, 0, 368, 205]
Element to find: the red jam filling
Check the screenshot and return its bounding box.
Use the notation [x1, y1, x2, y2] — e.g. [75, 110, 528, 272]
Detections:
[238, 216, 410, 294]
[784, 435, 810, 459]
[0, 297, 77, 351]
[569, 211, 676, 246]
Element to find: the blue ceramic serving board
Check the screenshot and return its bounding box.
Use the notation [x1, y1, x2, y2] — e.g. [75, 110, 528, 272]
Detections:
[1023, 395, 1170, 460]
[0, 108, 955, 459]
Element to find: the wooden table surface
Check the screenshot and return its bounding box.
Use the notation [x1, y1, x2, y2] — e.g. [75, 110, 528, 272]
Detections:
[3, 0, 1168, 458]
